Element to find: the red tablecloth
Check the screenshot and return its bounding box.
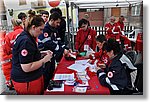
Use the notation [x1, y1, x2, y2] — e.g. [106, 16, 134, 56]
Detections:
[44, 57, 110, 95]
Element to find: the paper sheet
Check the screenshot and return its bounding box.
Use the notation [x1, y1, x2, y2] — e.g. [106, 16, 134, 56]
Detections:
[75, 59, 90, 65]
[54, 73, 74, 80]
[67, 64, 88, 72]
[73, 86, 87, 93]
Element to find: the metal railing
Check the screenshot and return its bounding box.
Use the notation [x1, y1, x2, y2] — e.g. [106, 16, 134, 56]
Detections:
[0, 25, 13, 33]
[70, 26, 135, 35]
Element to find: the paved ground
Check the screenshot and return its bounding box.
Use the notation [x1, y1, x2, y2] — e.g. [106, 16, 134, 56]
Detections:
[0, 64, 6, 94]
[0, 64, 17, 95]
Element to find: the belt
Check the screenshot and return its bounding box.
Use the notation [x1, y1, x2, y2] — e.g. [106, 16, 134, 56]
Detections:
[1, 59, 12, 64]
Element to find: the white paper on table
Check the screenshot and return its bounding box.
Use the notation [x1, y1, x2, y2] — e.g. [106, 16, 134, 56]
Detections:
[86, 47, 95, 56]
[54, 73, 74, 81]
[78, 75, 87, 81]
[75, 59, 90, 65]
[77, 81, 89, 87]
[77, 71, 87, 76]
[73, 86, 87, 93]
[67, 64, 88, 72]
[86, 63, 95, 68]
[46, 84, 64, 92]
[65, 80, 75, 86]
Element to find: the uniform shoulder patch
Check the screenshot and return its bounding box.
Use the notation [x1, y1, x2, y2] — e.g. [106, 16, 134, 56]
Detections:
[88, 35, 91, 39]
[44, 32, 49, 38]
[21, 49, 28, 56]
[107, 71, 113, 78]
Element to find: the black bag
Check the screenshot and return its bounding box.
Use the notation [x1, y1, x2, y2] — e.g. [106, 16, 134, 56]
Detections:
[47, 80, 62, 90]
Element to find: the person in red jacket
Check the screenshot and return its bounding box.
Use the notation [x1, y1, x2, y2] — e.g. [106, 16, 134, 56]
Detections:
[75, 19, 96, 52]
[86, 35, 109, 66]
[0, 31, 7, 64]
[112, 16, 125, 42]
[112, 16, 131, 51]
[1, 18, 23, 89]
[105, 16, 116, 40]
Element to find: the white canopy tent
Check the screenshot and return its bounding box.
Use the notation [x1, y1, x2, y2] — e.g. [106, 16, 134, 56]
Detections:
[63, 0, 143, 49]
[68, 0, 142, 8]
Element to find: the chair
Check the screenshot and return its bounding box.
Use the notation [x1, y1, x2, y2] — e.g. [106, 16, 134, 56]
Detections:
[125, 50, 137, 64]
[127, 29, 143, 42]
[125, 50, 143, 94]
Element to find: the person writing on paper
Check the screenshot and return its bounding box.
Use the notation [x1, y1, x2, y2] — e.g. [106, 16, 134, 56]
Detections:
[11, 15, 53, 95]
[85, 35, 109, 66]
[96, 39, 136, 95]
[75, 19, 96, 53]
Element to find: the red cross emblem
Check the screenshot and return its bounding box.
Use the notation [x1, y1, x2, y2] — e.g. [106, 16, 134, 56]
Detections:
[44, 33, 48, 38]
[107, 71, 113, 78]
[21, 49, 28, 56]
[88, 35, 91, 39]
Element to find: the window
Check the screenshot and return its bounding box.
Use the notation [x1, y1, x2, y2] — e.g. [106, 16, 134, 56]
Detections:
[131, 4, 141, 16]
[19, 0, 27, 6]
[111, 7, 121, 17]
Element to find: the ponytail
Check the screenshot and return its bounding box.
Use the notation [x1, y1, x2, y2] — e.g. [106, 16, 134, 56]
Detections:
[24, 15, 44, 31]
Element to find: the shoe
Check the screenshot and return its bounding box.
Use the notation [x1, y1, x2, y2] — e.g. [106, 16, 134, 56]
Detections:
[5, 80, 14, 90]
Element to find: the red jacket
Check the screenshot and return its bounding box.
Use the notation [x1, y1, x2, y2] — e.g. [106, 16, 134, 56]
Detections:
[0, 31, 6, 61]
[112, 21, 124, 42]
[1, 26, 23, 81]
[105, 22, 117, 34]
[4, 26, 23, 58]
[105, 22, 117, 39]
[113, 21, 124, 35]
[120, 35, 132, 51]
[75, 28, 96, 52]
[116, 21, 124, 32]
[89, 49, 109, 65]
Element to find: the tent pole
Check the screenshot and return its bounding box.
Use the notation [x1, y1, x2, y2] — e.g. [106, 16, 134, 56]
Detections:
[65, 0, 71, 48]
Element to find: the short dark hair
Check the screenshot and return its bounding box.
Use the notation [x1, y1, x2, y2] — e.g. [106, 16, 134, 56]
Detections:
[50, 8, 62, 16]
[40, 10, 49, 16]
[78, 18, 90, 28]
[105, 38, 121, 55]
[18, 12, 27, 20]
[96, 35, 106, 43]
[49, 12, 61, 21]
[28, 9, 36, 17]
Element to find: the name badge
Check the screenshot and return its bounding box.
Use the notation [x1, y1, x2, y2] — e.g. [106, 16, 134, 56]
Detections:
[84, 45, 89, 51]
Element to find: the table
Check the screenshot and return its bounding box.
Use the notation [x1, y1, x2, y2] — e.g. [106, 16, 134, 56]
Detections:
[44, 57, 110, 95]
